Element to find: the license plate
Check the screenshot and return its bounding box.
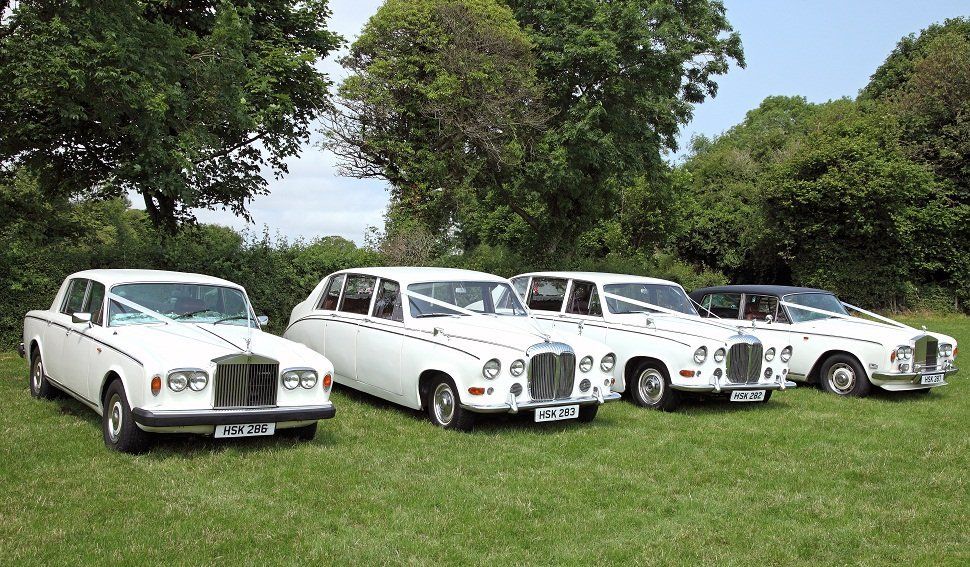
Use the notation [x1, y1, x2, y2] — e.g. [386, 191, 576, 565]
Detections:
[730, 390, 766, 402]
[214, 423, 275, 438]
[534, 405, 579, 422]
[920, 373, 944, 385]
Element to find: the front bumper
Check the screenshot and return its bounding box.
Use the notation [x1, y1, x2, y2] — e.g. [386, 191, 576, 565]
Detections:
[131, 404, 336, 427]
[871, 366, 958, 391]
[461, 388, 622, 414]
[674, 376, 797, 394]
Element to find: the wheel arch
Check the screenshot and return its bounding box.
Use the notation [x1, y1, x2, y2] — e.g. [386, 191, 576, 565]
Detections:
[807, 350, 867, 383]
[624, 356, 670, 391]
[417, 369, 455, 410]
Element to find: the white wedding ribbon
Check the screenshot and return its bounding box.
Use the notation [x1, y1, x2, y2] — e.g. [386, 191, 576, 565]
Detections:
[602, 292, 743, 334]
[107, 292, 248, 351]
[779, 300, 914, 331]
[403, 289, 551, 340]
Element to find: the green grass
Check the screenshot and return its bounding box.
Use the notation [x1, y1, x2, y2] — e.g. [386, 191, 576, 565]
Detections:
[1, 315, 968, 565]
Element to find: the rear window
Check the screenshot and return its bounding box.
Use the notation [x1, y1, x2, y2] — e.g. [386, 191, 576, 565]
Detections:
[527, 277, 567, 312]
[339, 274, 377, 315]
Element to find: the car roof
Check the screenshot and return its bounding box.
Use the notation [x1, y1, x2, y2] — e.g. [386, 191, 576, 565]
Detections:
[514, 271, 682, 287]
[688, 284, 832, 298]
[66, 269, 244, 289]
[331, 266, 510, 285]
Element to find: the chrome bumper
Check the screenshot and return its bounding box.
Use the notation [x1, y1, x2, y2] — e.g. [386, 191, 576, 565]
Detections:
[131, 403, 336, 427]
[461, 388, 622, 414]
[674, 376, 797, 394]
[871, 366, 958, 391]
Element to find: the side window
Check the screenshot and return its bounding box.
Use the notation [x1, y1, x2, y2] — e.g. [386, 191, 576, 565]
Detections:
[565, 281, 602, 317]
[84, 281, 106, 325]
[317, 275, 345, 311]
[528, 277, 568, 312]
[510, 277, 529, 301]
[743, 294, 779, 322]
[339, 274, 377, 315]
[703, 293, 742, 319]
[61, 279, 89, 316]
[372, 279, 403, 322]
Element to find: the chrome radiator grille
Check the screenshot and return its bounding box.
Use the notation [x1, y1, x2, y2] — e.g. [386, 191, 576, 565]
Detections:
[916, 336, 938, 369]
[726, 336, 764, 384]
[213, 361, 279, 408]
[526, 342, 576, 401]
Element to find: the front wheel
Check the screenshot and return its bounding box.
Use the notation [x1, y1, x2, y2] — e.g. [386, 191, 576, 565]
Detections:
[29, 352, 57, 400]
[427, 376, 475, 431]
[102, 381, 151, 454]
[819, 354, 871, 397]
[629, 363, 680, 411]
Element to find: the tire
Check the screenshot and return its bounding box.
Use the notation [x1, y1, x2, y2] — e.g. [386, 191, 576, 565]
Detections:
[819, 354, 872, 397]
[102, 381, 151, 454]
[29, 350, 57, 400]
[628, 362, 680, 411]
[279, 422, 318, 441]
[427, 375, 475, 431]
[756, 390, 773, 403]
[577, 404, 599, 422]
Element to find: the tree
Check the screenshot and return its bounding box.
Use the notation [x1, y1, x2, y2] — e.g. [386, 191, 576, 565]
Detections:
[326, 0, 547, 244]
[0, 0, 341, 232]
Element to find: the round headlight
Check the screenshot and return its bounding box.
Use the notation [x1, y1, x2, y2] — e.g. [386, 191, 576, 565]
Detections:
[510, 359, 525, 376]
[282, 371, 300, 390]
[483, 359, 501, 379]
[693, 346, 708, 365]
[764, 367, 773, 379]
[510, 383, 523, 396]
[896, 346, 913, 361]
[764, 347, 776, 362]
[167, 372, 188, 392]
[300, 370, 318, 389]
[713, 348, 726, 363]
[600, 353, 616, 372]
[579, 356, 594, 373]
[939, 344, 952, 358]
[780, 346, 793, 362]
[579, 378, 591, 392]
[188, 371, 208, 392]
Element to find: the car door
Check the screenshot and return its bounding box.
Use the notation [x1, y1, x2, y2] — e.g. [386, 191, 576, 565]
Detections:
[307, 274, 345, 356]
[523, 276, 568, 332]
[62, 280, 107, 402]
[45, 278, 90, 392]
[557, 279, 608, 343]
[356, 278, 405, 395]
[327, 273, 377, 382]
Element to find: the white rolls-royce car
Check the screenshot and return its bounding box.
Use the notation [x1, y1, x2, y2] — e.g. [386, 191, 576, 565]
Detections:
[20, 269, 336, 453]
[284, 267, 619, 431]
[510, 272, 796, 410]
[689, 285, 959, 396]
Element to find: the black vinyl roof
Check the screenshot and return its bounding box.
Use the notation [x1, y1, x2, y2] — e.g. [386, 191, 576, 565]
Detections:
[688, 284, 834, 300]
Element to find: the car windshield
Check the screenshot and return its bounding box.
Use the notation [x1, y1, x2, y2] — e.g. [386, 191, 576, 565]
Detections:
[782, 292, 848, 323]
[604, 283, 698, 315]
[407, 281, 528, 317]
[108, 282, 255, 327]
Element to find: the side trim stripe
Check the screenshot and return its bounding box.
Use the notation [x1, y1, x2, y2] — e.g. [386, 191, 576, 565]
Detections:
[25, 315, 144, 366]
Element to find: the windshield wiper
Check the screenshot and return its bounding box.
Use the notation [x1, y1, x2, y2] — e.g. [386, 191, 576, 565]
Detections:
[213, 315, 251, 325]
[174, 309, 218, 320]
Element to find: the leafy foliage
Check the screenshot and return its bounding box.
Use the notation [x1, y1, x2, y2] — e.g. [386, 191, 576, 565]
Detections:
[0, 0, 342, 232]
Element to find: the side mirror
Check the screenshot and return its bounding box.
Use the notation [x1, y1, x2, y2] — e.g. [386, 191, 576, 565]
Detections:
[764, 314, 773, 325]
[256, 315, 269, 326]
[71, 312, 92, 325]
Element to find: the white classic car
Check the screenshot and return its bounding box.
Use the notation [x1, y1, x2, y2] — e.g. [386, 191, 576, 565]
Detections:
[283, 267, 620, 430]
[689, 285, 959, 396]
[20, 269, 336, 453]
[510, 272, 796, 410]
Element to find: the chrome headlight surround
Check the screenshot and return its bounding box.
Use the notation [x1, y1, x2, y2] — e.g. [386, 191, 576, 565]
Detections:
[579, 356, 594, 373]
[693, 346, 708, 365]
[281, 370, 301, 390]
[713, 348, 726, 363]
[895, 345, 913, 361]
[939, 343, 953, 358]
[483, 358, 501, 379]
[600, 353, 616, 373]
[764, 347, 776, 362]
[510, 359, 526, 376]
[780, 346, 793, 363]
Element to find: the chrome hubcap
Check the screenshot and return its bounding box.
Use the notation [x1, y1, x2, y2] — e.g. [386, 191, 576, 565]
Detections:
[31, 359, 43, 392]
[432, 383, 455, 425]
[828, 363, 856, 394]
[639, 369, 664, 404]
[108, 395, 123, 442]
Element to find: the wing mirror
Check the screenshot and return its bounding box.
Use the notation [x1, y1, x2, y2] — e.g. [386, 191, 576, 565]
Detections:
[256, 315, 269, 326]
[71, 312, 92, 325]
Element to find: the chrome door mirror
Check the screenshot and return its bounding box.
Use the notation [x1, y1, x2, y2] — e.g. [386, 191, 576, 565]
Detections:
[71, 312, 92, 325]
[256, 315, 269, 326]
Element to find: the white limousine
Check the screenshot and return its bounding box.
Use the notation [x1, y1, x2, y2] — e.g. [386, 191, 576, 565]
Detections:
[21, 269, 336, 453]
[511, 272, 796, 410]
[284, 267, 619, 430]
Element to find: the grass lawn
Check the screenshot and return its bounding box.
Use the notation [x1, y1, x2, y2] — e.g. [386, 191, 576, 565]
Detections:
[1, 315, 968, 565]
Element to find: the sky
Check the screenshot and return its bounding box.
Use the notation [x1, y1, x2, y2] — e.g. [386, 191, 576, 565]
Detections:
[182, 0, 970, 244]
